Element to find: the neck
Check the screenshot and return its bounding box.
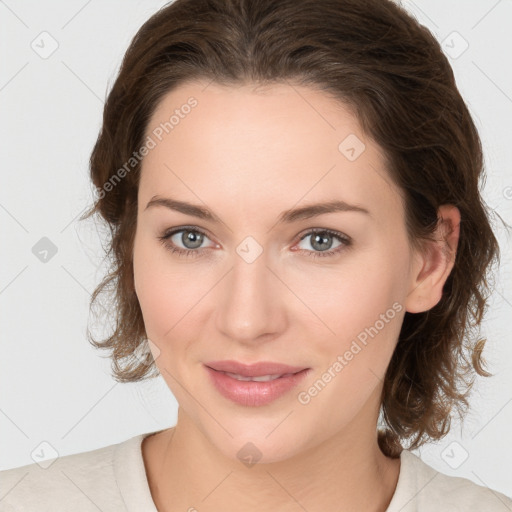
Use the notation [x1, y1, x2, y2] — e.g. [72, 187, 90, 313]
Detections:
[143, 406, 400, 512]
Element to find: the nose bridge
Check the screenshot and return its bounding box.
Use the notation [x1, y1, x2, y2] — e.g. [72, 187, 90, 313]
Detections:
[215, 242, 284, 342]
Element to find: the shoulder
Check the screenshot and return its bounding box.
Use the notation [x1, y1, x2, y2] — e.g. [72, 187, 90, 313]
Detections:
[387, 449, 512, 512]
[0, 436, 134, 512]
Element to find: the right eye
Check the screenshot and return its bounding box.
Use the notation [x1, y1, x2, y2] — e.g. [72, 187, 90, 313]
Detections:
[157, 227, 216, 258]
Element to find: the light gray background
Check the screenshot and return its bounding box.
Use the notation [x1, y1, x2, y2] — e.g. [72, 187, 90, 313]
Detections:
[1, 0, 511, 499]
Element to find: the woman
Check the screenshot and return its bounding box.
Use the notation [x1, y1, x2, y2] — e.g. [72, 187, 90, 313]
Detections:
[1, 0, 511, 510]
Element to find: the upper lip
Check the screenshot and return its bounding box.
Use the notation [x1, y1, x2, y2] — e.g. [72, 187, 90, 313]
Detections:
[205, 360, 308, 377]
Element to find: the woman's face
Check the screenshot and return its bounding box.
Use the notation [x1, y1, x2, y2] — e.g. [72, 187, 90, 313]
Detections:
[133, 80, 422, 463]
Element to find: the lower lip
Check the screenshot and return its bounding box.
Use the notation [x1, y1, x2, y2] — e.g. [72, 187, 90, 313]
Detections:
[205, 365, 310, 407]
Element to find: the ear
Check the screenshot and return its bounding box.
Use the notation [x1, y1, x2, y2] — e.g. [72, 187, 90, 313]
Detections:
[405, 205, 460, 314]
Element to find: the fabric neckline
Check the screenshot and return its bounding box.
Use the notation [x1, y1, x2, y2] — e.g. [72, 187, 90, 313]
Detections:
[113, 429, 165, 512]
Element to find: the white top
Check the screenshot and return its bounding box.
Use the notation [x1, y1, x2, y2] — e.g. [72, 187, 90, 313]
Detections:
[1, 430, 511, 511]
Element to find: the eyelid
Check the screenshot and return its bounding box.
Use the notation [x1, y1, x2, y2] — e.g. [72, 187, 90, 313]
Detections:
[296, 226, 350, 243]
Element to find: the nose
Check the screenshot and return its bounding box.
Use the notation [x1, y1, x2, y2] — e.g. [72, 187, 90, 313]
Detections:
[214, 248, 288, 346]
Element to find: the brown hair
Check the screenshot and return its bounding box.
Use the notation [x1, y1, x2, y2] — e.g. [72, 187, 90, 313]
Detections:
[81, 0, 500, 458]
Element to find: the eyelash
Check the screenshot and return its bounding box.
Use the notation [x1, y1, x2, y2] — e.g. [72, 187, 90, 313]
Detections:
[157, 226, 351, 260]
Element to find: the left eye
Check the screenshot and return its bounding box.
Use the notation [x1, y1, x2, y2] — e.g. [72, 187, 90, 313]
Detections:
[296, 229, 348, 255]
[291, 228, 351, 259]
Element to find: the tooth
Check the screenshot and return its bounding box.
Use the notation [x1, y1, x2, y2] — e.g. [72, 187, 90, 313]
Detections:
[224, 372, 283, 382]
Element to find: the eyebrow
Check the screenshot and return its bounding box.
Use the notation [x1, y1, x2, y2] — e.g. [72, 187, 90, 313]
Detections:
[144, 196, 370, 224]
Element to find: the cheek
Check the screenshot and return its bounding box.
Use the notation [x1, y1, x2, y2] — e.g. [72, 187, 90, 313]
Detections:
[289, 243, 409, 372]
[297, 258, 405, 336]
[133, 238, 216, 345]
[292, 265, 405, 422]
[133, 237, 181, 339]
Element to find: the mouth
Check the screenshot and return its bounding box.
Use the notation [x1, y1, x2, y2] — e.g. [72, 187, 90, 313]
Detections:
[215, 370, 300, 382]
[204, 363, 311, 407]
[204, 359, 308, 378]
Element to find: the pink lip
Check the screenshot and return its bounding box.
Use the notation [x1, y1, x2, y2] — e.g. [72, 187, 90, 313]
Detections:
[204, 360, 307, 377]
[204, 362, 311, 407]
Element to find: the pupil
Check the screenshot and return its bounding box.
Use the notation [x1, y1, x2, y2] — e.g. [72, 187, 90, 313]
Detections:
[183, 230, 203, 249]
[312, 233, 332, 251]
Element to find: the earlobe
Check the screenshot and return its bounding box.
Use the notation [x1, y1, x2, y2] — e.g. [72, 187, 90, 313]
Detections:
[405, 205, 461, 314]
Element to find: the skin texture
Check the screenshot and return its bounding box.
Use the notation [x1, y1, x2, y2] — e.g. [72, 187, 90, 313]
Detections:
[132, 80, 460, 512]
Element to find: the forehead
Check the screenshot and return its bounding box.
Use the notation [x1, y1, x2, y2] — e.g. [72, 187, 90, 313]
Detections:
[139, 80, 403, 225]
